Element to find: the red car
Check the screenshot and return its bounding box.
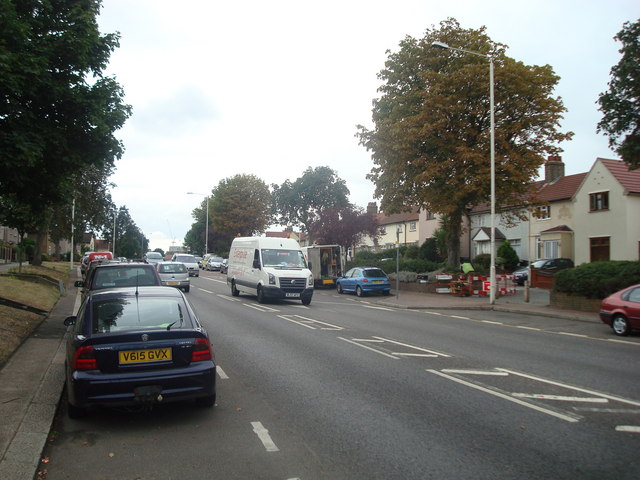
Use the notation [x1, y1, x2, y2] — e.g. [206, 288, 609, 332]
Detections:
[599, 284, 640, 336]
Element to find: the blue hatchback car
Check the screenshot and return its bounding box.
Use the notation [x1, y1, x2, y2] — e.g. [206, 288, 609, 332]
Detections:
[63, 286, 216, 417]
[336, 267, 391, 297]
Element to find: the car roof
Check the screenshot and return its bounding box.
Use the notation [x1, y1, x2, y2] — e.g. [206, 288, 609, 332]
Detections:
[91, 261, 149, 269]
[88, 286, 185, 300]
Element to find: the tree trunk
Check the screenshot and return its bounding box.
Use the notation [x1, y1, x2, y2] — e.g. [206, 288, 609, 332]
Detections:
[445, 211, 463, 271]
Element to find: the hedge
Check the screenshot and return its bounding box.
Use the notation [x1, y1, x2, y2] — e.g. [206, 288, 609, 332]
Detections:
[553, 261, 640, 299]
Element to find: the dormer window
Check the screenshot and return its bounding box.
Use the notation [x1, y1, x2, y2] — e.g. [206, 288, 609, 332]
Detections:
[589, 192, 609, 211]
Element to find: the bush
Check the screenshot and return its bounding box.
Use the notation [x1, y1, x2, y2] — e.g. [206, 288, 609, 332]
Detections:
[553, 261, 640, 299]
[497, 241, 519, 271]
[472, 254, 491, 273]
[419, 238, 443, 262]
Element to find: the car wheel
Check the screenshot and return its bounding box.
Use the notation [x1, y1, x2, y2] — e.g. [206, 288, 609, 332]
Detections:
[383, 290, 391, 296]
[612, 314, 630, 336]
[184, 286, 190, 293]
[231, 281, 239, 296]
[256, 286, 266, 303]
[196, 394, 216, 408]
[337, 283, 344, 294]
[356, 286, 364, 297]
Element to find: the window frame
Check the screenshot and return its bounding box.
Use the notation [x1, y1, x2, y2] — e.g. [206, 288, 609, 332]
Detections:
[589, 191, 609, 212]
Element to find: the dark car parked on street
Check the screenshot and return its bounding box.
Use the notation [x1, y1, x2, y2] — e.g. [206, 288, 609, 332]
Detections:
[75, 262, 162, 299]
[599, 284, 640, 336]
[63, 286, 216, 417]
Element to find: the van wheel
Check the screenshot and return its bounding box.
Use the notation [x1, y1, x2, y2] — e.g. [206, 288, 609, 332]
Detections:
[256, 286, 266, 303]
[302, 297, 311, 306]
[231, 281, 239, 296]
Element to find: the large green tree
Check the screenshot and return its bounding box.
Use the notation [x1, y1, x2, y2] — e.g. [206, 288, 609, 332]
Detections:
[186, 174, 272, 254]
[271, 166, 350, 241]
[49, 165, 117, 253]
[102, 206, 146, 259]
[598, 19, 640, 170]
[307, 205, 379, 254]
[357, 18, 572, 268]
[0, 0, 131, 264]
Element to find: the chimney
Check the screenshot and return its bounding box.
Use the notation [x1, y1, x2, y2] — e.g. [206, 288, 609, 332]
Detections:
[367, 202, 378, 215]
[545, 155, 565, 182]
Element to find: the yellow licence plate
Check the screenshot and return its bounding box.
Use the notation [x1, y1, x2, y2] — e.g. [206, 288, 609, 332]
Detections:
[119, 348, 172, 364]
[167, 281, 180, 285]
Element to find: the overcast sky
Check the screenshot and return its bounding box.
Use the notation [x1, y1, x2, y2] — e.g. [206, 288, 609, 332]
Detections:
[96, 0, 639, 253]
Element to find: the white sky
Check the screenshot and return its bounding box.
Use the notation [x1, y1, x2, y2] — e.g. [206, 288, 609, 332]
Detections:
[97, 0, 639, 253]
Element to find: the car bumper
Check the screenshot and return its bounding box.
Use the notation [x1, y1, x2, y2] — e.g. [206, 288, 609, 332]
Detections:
[263, 286, 314, 302]
[362, 284, 391, 293]
[161, 280, 190, 289]
[68, 361, 216, 408]
[599, 311, 613, 325]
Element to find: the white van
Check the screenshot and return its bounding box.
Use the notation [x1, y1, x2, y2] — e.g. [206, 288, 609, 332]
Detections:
[227, 237, 314, 305]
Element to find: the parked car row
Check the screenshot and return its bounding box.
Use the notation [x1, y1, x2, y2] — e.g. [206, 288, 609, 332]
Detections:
[512, 258, 575, 286]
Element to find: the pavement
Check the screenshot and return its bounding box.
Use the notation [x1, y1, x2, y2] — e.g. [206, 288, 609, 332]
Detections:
[0, 264, 601, 480]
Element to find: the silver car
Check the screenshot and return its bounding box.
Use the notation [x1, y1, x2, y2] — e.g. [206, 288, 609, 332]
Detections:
[171, 253, 200, 277]
[156, 262, 190, 292]
[205, 256, 224, 271]
[144, 251, 164, 266]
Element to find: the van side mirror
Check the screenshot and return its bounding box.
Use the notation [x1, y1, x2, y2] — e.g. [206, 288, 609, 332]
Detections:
[308, 262, 312, 270]
[252, 259, 261, 269]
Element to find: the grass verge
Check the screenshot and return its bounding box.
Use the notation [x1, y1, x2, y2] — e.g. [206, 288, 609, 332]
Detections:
[0, 262, 72, 368]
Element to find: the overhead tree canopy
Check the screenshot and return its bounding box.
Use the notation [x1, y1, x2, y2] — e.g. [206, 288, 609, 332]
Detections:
[185, 174, 272, 254]
[0, 0, 131, 264]
[357, 18, 572, 267]
[597, 18, 640, 170]
[307, 206, 379, 254]
[271, 166, 351, 240]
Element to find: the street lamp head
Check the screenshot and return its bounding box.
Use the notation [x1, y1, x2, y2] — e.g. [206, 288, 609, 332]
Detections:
[431, 41, 450, 49]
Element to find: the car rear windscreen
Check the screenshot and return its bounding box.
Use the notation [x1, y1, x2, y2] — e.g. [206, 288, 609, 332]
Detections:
[92, 298, 190, 333]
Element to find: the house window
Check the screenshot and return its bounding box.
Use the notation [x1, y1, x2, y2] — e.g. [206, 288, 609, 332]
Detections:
[409, 221, 416, 231]
[536, 205, 550, 219]
[379, 226, 386, 235]
[427, 212, 436, 220]
[396, 224, 403, 233]
[590, 237, 610, 262]
[543, 240, 559, 259]
[589, 192, 609, 211]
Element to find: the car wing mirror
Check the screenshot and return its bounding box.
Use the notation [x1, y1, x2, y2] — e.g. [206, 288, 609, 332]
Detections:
[74, 280, 84, 287]
[63, 316, 76, 326]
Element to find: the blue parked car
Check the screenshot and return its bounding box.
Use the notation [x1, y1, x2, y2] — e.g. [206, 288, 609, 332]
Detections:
[63, 286, 216, 418]
[336, 267, 391, 297]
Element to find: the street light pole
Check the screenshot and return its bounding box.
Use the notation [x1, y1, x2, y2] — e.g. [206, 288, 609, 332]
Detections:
[187, 192, 209, 255]
[432, 41, 497, 304]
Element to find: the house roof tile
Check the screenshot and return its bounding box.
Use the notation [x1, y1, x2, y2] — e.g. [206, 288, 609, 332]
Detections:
[599, 158, 640, 194]
[536, 172, 587, 202]
[376, 210, 419, 226]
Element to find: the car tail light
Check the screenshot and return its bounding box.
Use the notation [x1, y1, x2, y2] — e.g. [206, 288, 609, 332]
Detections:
[72, 346, 97, 370]
[361, 278, 369, 283]
[191, 338, 212, 362]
